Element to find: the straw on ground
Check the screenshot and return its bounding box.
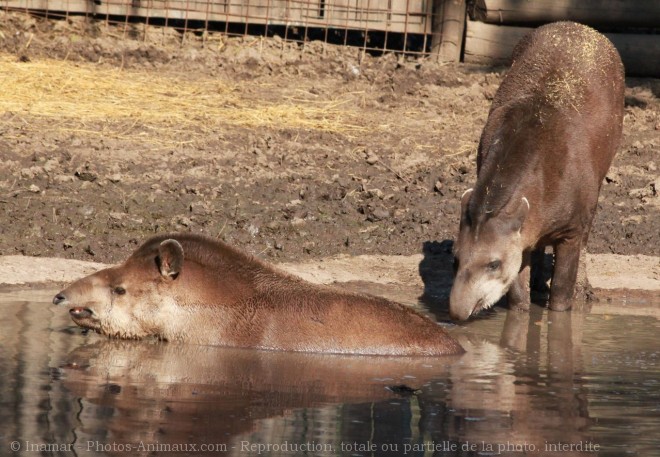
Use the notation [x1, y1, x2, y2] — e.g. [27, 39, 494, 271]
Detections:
[0, 54, 366, 145]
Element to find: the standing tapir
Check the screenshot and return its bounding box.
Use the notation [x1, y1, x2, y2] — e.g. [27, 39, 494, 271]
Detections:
[53, 233, 464, 356]
[450, 22, 624, 320]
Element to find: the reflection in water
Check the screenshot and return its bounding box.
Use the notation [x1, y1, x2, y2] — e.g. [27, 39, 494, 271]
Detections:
[61, 340, 458, 456]
[448, 308, 590, 457]
[0, 288, 658, 456]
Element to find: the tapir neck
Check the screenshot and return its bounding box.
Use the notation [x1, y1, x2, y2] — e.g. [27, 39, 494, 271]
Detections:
[152, 298, 241, 346]
[172, 260, 273, 307]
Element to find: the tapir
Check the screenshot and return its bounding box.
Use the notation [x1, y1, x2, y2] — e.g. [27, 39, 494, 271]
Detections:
[450, 22, 624, 320]
[54, 233, 464, 356]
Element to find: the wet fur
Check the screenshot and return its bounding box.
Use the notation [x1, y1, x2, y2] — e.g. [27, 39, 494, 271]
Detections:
[56, 233, 464, 356]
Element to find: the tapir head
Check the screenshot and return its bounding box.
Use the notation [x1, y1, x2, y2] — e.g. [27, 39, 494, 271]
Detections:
[53, 239, 186, 339]
[449, 189, 530, 320]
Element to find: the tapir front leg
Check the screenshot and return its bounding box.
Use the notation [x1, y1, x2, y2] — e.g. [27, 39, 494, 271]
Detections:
[507, 252, 531, 312]
[549, 237, 582, 311]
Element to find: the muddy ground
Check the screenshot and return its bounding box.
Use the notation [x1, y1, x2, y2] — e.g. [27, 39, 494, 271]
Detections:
[0, 12, 658, 267]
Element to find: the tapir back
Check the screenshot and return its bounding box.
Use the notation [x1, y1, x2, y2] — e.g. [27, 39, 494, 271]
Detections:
[491, 21, 623, 118]
[474, 22, 624, 234]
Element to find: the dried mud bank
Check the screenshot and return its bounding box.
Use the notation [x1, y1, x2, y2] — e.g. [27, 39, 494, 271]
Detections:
[0, 13, 659, 275]
[1, 254, 657, 313]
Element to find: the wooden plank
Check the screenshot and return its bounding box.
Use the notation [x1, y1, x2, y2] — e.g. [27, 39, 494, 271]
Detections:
[4, 0, 92, 14]
[608, 33, 660, 78]
[228, 0, 315, 25]
[470, 0, 660, 28]
[464, 20, 660, 77]
[324, 0, 429, 34]
[431, 0, 466, 62]
[463, 19, 528, 65]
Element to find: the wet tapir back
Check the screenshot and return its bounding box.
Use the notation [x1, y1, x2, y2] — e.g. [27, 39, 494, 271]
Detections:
[450, 22, 624, 320]
[54, 233, 464, 356]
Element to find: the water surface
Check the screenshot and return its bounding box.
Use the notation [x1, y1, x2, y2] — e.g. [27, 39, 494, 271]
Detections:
[0, 288, 658, 456]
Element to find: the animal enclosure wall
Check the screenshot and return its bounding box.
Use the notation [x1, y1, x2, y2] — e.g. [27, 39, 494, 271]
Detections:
[1, 0, 452, 55]
[1, 0, 658, 74]
[4, 0, 430, 32]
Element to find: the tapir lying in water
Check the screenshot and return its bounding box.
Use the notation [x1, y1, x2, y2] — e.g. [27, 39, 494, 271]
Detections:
[54, 233, 463, 356]
[450, 22, 624, 320]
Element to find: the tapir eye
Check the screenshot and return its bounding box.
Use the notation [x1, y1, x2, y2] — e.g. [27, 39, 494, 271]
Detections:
[487, 260, 501, 271]
[113, 286, 126, 295]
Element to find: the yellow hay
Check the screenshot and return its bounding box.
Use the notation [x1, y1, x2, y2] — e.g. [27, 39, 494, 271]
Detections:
[0, 54, 366, 145]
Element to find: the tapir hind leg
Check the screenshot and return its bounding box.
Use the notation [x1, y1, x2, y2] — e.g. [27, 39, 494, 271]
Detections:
[572, 228, 595, 310]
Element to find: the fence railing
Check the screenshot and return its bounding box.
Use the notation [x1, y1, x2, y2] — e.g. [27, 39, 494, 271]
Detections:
[2, 0, 467, 56]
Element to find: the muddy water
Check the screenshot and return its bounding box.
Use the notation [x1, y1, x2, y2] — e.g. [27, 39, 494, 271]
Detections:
[0, 288, 658, 457]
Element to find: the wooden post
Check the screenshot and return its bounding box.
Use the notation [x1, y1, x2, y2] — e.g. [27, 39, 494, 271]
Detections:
[431, 0, 467, 62]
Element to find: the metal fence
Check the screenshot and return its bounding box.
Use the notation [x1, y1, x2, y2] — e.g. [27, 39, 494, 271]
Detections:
[2, 0, 453, 55]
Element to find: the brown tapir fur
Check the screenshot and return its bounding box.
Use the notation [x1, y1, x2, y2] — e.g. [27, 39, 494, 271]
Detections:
[53, 233, 464, 356]
[450, 22, 624, 320]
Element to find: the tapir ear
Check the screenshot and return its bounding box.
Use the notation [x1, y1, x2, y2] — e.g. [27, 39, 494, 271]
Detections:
[506, 197, 529, 232]
[158, 239, 184, 280]
[459, 188, 474, 227]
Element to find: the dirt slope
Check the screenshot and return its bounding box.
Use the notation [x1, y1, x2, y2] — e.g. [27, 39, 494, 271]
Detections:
[0, 12, 658, 266]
